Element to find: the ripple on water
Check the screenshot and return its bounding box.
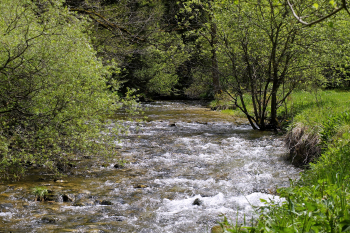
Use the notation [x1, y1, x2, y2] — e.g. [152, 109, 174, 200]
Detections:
[0, 101, 301, 232]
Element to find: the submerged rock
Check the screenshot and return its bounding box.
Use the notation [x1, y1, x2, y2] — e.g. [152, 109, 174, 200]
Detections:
[114, 163, 125, 169]
[192, 198, 202, 206]
[22, 203, 31, 208]
[112, 216, 124, 222]
[42, 190, 58, 202]
[72, 202, 85, 207]
[62, 194, 75, 202]
[94, 199, 101, 205]
[0, 203, 13, 209]
[100, 200, 113, 205]
[83, 199, 95, 206]
[54, 179, 66, 183]
[41, 216, 58, 224]
[196, 121, 208, 125]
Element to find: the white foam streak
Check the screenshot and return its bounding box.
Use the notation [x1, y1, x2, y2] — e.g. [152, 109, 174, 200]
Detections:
[157, 192, 284, 220]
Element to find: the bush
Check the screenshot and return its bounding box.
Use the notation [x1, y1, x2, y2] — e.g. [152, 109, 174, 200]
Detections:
[0, 0, 125, 179]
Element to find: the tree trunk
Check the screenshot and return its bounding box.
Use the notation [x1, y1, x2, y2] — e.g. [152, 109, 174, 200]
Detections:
[270, 79, 279, 131]
[210, 22, 220, 95]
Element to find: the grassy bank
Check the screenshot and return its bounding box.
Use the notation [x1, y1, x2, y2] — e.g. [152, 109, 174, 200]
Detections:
[212, 90, 350, 131]
[213, 90, 350, 232]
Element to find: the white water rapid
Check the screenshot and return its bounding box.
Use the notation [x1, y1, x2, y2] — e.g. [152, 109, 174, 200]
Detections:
[0, 101, 301, 232]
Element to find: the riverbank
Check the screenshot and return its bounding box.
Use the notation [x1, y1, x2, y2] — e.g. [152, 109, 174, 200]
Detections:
[213, 90, 350, 232]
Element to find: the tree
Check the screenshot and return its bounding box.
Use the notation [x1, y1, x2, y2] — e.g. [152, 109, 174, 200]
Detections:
[213, 0, 324, 130]
[0, 0, 123, 179]
[66, 0, 183, 97]
[287, 0, 350, 26]
[287, 0, 350, 89]
[178, 0, 222, 97]
[133, 31, 190, 96]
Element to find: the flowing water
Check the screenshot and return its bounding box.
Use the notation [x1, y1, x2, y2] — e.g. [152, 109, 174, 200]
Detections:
[0, 101, 301, 232]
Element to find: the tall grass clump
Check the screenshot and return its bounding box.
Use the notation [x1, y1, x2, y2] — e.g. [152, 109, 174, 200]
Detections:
[32, 186, 49, 202]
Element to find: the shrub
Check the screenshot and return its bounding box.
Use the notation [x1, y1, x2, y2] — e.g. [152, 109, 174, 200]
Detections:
[0, 0, 127, 179]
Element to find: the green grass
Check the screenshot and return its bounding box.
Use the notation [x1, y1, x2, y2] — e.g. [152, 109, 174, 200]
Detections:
[210, 94, 254, 118]
[213, 90, 350, 128]
[283, 90, 350, 127]
[222, 143, 350, 233]
[32, 186, 48, 201]
[218, 89, 350, 232]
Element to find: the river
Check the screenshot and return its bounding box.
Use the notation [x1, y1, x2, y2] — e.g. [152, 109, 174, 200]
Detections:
[0, 101, 301, 232]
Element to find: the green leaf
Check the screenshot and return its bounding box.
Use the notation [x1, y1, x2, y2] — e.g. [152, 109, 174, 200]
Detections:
[340, 220, 350, 232]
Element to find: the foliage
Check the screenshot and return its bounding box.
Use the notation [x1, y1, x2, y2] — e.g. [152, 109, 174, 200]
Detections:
[67, 0, 192, 97]
[285, 123, 322, 166]
[0, 0, 126, 179]
[287, 0, 350, 26]
[211, 0, 324, 130]
[61, 0, 350, 104]
[181, 0, 350, 130]
[32, 186, 49, 202]
[133, 31, 190, 96]
[177, 0, 223, 98]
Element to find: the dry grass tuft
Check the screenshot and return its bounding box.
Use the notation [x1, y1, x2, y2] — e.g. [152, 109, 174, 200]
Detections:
[285, 123, 321, 166]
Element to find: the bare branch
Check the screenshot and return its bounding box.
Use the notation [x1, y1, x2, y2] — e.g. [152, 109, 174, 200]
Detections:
[70, 8, 146, 43]
[343, 0, 350, 16]
[287, 0, 345, 26]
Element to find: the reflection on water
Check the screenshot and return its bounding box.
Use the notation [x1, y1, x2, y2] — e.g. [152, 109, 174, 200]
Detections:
[0, 101, 301, 232]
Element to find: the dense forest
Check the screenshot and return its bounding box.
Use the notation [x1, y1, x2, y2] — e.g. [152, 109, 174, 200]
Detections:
[1, 0, 350, 231]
